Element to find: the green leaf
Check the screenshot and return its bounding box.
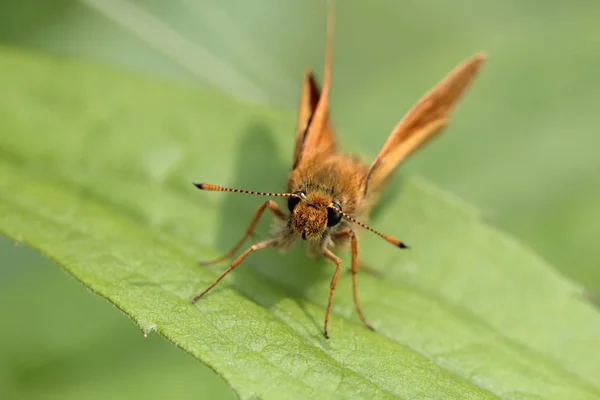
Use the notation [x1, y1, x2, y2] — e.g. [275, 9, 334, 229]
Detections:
[1, 47, 599, 400]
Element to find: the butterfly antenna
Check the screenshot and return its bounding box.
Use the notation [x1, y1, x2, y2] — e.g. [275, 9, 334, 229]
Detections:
[336, 208, 409, 249]
[194, 183, 301, 198]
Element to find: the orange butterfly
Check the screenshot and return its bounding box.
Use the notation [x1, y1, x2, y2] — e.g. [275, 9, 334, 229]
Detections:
[192, 2, 485, 338]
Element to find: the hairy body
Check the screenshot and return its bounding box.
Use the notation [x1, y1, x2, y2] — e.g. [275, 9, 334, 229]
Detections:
[280, 154, 369, 252]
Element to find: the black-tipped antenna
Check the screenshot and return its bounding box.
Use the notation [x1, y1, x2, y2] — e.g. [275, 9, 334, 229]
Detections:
[332, 206, 409, 249]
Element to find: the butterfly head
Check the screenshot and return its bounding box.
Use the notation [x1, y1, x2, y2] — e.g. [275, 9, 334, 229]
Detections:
[287, 190, 343, 241]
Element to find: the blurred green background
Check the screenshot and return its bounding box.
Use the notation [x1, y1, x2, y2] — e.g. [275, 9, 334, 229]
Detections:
[1, 0, 599, 398]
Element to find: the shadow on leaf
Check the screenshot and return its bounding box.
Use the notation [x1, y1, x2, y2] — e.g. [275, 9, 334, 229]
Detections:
[201, 122, 331, 337]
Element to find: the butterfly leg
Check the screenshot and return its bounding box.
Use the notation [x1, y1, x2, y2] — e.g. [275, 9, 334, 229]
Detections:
[322, 247, 343, 339]
[192, 238, 279, 303]
[333, 229, 375, 332]
[198, 200, 286, 266]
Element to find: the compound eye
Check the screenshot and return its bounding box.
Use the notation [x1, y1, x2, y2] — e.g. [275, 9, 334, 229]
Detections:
[288, 191, 305, 212]
[327, 202, 343, 227]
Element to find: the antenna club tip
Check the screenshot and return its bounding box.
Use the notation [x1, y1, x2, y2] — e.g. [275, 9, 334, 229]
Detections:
[398, 242, 410, 249]
[193, 183, 205, 189]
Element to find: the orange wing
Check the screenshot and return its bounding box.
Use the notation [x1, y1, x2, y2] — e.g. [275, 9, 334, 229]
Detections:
[292, 70, 336, 169]
[292, 1, 336, 171]
[364, 53, 486, 193]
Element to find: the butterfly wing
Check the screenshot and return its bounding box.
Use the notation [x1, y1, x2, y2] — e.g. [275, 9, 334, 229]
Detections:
[364, 53, 486, 193]
[292, 69, 336, 170]
[292, 2, 337, 171]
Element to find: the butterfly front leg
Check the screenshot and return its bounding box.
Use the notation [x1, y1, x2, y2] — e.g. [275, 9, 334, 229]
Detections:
[323, 229, 375, 339]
